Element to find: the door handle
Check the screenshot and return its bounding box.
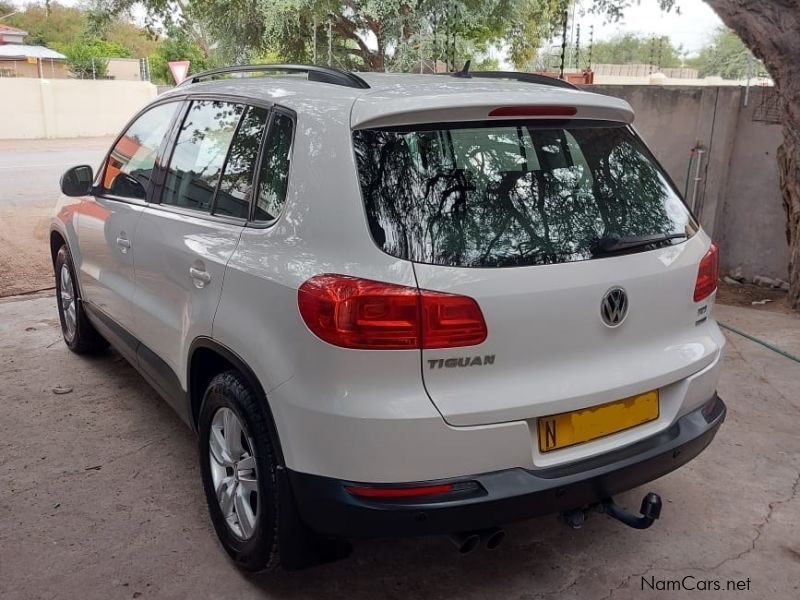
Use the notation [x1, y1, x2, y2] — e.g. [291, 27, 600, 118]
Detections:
[116, 236, 131, 253]
[189, 266, 212, 288]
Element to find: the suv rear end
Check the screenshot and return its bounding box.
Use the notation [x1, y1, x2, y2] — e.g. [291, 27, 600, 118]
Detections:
[251, 77, 725, 540]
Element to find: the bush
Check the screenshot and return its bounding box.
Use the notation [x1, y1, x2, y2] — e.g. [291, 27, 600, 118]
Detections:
[61, 37, 131, 78]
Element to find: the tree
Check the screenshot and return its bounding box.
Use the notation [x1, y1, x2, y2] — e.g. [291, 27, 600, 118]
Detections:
[4, 2, 87, 48]
[61, 36, 130, 78]
[125, 0, 562, 71]
[3, 2, 156, 58]
[149, 26, 209, 84]
[700, 1, 800, 308]
[589, 1, 799, 309]
[590, 33, 683, 68]
[687, 27, 758, 80]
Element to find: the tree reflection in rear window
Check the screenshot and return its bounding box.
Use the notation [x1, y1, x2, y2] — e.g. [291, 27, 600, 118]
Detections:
[353, 120, 696, 268]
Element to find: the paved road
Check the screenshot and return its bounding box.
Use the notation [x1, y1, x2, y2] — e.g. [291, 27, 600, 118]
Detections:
[1, 296, 798, 600]
[0, 138, 112, 207]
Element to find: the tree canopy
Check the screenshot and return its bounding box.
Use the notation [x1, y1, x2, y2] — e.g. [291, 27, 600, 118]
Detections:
[686, 27, 758, 80]
[590, 33, 683, 68]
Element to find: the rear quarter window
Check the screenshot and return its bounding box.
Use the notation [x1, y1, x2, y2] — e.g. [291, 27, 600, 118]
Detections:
[353, 120, 696, 268]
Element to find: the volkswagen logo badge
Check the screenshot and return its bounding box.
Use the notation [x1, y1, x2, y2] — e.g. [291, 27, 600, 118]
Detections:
[601, 287, 629, 327]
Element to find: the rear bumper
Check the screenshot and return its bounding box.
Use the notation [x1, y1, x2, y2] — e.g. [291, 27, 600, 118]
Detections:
[288, 395, 725, 538]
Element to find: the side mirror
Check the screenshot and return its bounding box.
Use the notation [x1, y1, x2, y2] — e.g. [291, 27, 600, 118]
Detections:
[60, 165, 94, 197]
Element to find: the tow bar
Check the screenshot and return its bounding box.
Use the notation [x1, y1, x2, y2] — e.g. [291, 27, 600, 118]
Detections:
[561, 492, 663, 530]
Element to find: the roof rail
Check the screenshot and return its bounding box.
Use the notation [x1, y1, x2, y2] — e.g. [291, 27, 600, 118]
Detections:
[467, 71, 580, 91]
[178, 64, 371, 89]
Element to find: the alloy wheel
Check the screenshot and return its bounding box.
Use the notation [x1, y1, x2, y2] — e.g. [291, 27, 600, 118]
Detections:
[208, 407, 260, 540]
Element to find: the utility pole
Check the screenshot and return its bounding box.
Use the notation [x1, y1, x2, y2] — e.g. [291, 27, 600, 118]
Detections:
[574, 24, 580, 71]
[559, 8, 568, 79]
[312, 15, 317, 64]
[588, 25, 594, 70]
[327, 17, 332, 67]
[657, 37, 663, 71]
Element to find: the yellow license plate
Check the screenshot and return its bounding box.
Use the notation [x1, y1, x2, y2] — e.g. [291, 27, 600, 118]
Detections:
[537, 391, 659, 453]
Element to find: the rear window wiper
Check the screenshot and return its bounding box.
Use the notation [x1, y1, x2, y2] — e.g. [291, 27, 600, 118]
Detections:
[590, 232, 688, 256]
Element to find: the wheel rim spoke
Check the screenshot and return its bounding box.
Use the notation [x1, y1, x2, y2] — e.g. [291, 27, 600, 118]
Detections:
[222, 409, 244, 459]
[234, 488, 256, 538]
[216, 476, 236, 517]
[209, 425, 233, 466]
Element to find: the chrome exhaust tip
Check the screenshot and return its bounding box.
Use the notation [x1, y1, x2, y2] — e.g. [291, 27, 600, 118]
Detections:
[448, 531, 481, 554]
[482, 527, 506, 550]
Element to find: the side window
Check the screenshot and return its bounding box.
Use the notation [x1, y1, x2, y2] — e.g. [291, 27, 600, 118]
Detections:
[254, 112, 294, 222]
[213, 106, 270, 219]
[103, 102, 178, 200]
[161, 100, 244, 213]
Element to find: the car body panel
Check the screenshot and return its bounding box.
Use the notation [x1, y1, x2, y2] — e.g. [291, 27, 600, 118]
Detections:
[68, 194, 145, 333]
[131, 206, 244, 388]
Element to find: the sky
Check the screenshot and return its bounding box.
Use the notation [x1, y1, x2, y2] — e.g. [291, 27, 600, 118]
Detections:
[569, 0, 724, 55]
[8, 0, 725, 57]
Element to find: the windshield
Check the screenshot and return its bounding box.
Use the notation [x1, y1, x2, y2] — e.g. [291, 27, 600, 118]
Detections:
[353, 120, 696, 268]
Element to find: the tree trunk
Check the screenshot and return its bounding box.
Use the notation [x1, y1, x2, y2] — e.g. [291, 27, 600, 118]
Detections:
[375, 29, 386, 71]
[704, 0, 800, 309]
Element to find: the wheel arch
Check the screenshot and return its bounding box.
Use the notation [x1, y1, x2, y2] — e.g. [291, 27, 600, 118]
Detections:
[188, 337, 286, 466]
[49, 229, 67, 266]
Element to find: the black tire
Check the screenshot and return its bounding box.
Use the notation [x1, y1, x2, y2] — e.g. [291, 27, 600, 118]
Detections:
[198, 371, 282, 572]
[54, 244, 108, 354]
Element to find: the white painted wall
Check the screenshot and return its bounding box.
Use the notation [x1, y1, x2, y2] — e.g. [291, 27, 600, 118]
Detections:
[0, 78, 157, 139]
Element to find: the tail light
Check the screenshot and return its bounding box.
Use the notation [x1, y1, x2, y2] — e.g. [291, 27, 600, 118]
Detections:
[297, 274, 487, 350]
[345, 483, 454, 498]
[488, 106, 577, 117]
[694, 242, 720, 302]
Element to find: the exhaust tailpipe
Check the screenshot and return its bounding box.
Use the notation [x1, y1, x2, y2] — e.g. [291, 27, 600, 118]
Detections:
[481, 527, 506, 550]
[448, 531, 481, 554]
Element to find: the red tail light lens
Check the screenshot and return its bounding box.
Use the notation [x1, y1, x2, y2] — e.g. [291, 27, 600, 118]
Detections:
[488, 106, 577, 117]
[297, 274, 487, 350]
[421, 291, 487, 349]
[694, 242, 720, 302]
[345, 483, 454, 498]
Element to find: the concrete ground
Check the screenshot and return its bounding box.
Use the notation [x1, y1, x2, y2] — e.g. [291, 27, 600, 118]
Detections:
[0, 295, 798, 600]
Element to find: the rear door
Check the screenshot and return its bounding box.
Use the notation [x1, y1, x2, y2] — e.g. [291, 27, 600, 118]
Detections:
[131, 99, 271, 402]
[353, 120, 720, 429]
[74, 101, 180, 335]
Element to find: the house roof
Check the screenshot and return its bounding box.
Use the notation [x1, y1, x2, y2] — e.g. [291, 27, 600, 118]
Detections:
[0, 44, 66, 60]
[0, 24, 29, 36]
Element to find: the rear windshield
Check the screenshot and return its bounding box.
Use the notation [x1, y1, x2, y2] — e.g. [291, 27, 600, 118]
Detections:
[353, 120, 696, 268]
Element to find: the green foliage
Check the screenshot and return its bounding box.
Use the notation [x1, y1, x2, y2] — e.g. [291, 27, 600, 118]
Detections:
[687, 27, 758, 80]
[61, 36, 131, 78]
[149, 27, 209, 84]
[588, 0, 677, 22]
[183, 0, 566, 72]
[3, 2, 155, 60]
[4, 2, 87, 48]
[590, 33, 682, 68]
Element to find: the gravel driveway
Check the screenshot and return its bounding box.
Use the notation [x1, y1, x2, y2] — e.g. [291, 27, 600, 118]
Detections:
[1, 294, 798, 600]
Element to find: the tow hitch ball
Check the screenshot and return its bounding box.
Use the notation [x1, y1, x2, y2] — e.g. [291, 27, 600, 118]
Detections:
[561, 492, 663, 530]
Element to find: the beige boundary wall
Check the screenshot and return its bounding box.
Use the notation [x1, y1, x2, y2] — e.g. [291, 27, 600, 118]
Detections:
[0, 78, 157, 139]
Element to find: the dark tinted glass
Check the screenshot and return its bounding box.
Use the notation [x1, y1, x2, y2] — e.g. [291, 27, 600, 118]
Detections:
[103, 102, 178, 199]
[162, 101, 244, 212]
[254, 113, 294, 222]
[353, 122, 695, 268]
[213, 106, 269, 219]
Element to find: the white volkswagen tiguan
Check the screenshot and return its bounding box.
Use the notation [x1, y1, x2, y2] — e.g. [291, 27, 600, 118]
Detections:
[51, 65, 725, 571]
